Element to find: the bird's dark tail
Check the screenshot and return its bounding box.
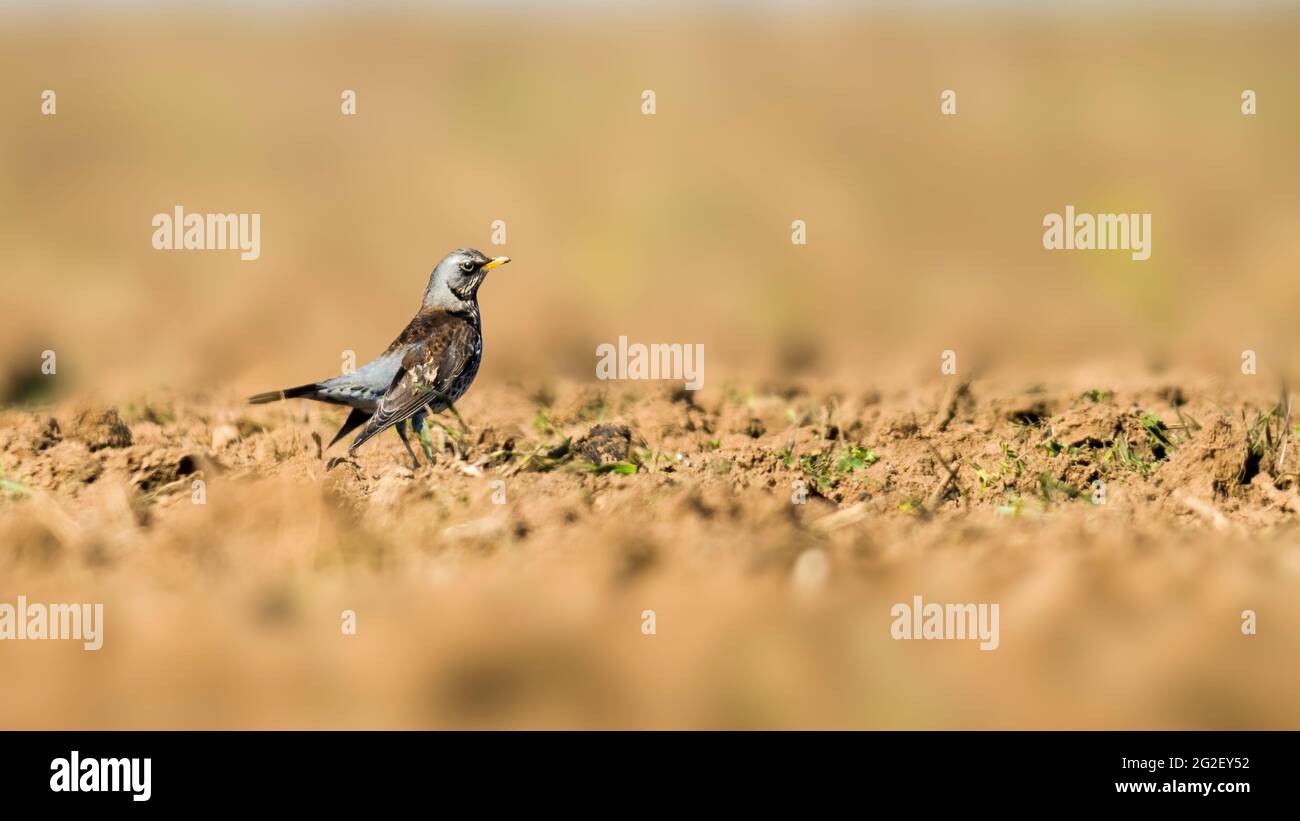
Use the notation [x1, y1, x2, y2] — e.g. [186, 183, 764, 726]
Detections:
[248, 383, 319, 404]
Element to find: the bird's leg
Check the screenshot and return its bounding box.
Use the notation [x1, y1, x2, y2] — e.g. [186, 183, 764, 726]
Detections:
[411, 411, 436, 466]
[393, 419, 420, 469]
[443, 399, 470, 434]
[428, 392, 471, 434]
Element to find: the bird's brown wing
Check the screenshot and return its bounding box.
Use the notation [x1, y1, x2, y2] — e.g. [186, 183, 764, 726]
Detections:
[348, 312, 480, 453]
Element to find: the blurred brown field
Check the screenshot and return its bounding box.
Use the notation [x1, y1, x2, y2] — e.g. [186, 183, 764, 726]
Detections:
[1, 4, 1300, 730]
[2, 5, 1299, 397]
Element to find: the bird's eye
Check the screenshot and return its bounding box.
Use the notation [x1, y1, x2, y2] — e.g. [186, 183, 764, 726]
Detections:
[460, 261, 475, 273]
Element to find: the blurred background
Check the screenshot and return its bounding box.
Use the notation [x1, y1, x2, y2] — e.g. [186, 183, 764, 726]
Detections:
[2, 0, 1298, 401]
[2, 1, 1300, 730]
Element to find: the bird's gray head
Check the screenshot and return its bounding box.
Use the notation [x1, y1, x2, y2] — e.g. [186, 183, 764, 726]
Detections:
[422, 248, 511, 311]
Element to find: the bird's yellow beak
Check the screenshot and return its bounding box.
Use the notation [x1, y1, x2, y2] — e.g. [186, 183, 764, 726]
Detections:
[481, 256, 511, 272]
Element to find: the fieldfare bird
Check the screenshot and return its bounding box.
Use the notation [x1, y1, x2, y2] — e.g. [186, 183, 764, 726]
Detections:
[249, 248, 510, 467]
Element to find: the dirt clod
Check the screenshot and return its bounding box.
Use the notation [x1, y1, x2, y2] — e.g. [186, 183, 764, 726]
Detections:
[32, 417, 62, 450]
[211, 424, 240, 450]
[574, 424, 633, 465]
[1050, 406, 1120, 447]
[68, 407, 133, 451]
[1159, 416, 1247, 497]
